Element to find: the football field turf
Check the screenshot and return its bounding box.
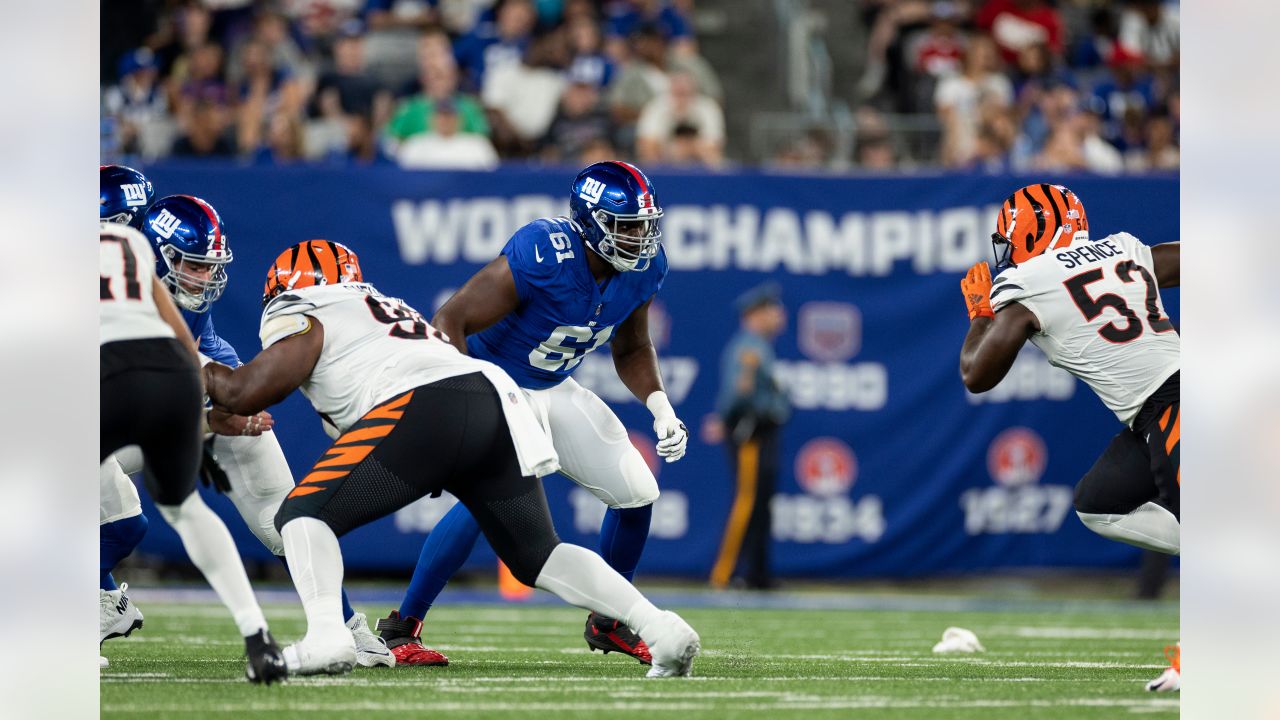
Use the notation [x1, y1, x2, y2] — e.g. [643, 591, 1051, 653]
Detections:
[101, 589, 1178, 719]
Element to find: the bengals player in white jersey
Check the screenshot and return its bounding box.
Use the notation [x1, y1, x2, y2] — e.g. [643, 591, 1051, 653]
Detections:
[201, 240, 700, 678]
[957, 183, 1180, 691]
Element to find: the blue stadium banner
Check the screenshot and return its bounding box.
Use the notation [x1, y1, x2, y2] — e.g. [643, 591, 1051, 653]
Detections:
[133, 164, 1179, 579]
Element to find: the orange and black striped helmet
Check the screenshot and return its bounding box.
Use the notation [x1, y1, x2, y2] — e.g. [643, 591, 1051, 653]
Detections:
[263, 239, 363, 306]
[991, 184, 1089, 268]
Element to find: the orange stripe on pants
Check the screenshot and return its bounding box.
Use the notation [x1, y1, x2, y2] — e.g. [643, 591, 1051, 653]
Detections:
[364, 391, 414, 421]
[710, 440, 759, 589]
[299, 469, 349, 485]
[287, 485, 327, 499]
[1165, 407, 1180, 456]
[336, 424, 395, 444]
[315, 444, 375, 468]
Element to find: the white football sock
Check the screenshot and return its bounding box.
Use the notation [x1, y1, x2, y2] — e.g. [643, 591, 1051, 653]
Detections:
[1077, 501, 1180, 555]
[280, 517, 351, 647]
[534, 543, 663, 637]
[157, 492, 267, 637]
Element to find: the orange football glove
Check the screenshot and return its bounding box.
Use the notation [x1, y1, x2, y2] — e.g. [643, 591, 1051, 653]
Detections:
[961, 262, 995, 320]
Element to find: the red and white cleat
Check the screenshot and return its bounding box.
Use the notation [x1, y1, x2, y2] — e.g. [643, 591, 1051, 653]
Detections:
[375, 611, 449, 667]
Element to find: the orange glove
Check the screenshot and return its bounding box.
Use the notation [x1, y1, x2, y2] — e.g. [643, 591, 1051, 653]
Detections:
[961, 262, 994, 320]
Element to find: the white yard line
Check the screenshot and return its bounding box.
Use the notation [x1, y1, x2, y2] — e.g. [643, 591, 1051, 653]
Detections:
[104, 697, 1179, 713]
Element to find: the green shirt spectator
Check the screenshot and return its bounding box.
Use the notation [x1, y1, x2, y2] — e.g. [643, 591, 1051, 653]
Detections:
[386, 94, 490, 140]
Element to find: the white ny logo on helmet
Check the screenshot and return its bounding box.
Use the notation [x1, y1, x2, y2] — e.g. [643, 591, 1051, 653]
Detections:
[149, 208, 183, 239]
[579, 177, 606, 206]
[121, 184, 148, 206]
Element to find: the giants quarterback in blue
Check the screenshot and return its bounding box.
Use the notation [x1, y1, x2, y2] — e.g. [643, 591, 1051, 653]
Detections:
[376, 161, 689, 666]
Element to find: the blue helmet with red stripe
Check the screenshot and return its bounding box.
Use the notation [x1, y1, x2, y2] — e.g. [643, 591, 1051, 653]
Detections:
[100, 164, 155, 227]
[569, 161, 662, 272]
[140, 195, 233, 313]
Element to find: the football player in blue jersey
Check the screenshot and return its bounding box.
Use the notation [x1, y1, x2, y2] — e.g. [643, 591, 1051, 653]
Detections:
[98, 178, 396, 668]
[98, 164, 159, 657]
[378, 161, 688, 666]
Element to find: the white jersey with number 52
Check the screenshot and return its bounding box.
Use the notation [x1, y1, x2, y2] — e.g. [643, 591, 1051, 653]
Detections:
[990, 232, 1179, 425]
[100, 222, 174, 345]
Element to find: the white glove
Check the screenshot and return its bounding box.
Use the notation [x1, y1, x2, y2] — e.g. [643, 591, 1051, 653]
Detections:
[646, 391, 688, 463]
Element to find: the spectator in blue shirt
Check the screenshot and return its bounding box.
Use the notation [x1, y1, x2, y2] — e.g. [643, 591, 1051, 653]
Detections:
[1089, 46, 1156, 149]
[604, 0, 693, 60]
[453, 0, 536, 93]
[567, 15, 616, 89]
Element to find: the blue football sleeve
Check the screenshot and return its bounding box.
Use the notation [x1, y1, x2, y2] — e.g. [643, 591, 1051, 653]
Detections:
[501, 222, 560, 302]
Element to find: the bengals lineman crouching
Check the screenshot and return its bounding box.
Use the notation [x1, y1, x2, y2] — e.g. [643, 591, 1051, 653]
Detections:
[201, 240, 701, 678]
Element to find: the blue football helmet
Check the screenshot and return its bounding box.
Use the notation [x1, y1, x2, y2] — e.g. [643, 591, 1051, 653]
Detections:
[568, 161, 663, 272]
[100, 164, 155, 227]
[140, 195, 233, 313]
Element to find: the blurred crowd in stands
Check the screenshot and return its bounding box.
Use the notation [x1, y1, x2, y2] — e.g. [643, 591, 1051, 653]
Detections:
[823, 0, 1179, 173]
[101, 0, 1177, 173]
[101, 0, 721, 169]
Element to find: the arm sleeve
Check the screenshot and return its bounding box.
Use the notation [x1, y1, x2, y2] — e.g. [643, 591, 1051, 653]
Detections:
[500, 222, 559, 302]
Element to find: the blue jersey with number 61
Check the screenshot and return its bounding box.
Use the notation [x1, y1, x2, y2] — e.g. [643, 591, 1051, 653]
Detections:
[468, 217, 668, 390]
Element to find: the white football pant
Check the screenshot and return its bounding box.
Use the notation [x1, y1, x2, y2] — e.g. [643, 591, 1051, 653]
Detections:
[105, 432, 294, 556]
[100, 450, 143, 525]
[524, 377, 658, 508]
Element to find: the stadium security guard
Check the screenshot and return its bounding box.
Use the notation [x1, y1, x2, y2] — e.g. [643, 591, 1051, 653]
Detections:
[709, 283, 790, 590]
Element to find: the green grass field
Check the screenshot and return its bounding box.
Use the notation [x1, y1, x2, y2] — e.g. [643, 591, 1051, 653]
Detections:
[101, 590, 1178, 719]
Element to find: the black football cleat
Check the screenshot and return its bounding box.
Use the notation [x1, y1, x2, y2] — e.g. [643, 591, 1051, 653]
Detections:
[245, 629, 288, 685]
[584, 612, 652, 665]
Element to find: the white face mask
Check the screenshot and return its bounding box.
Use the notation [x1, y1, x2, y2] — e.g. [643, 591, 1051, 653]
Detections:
[591, 209, 662, 272]
[162, 245, 232, 313]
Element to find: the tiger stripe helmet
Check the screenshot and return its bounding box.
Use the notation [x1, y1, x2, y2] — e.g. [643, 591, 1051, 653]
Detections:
[991, 184, 1089, 269]
[263, 240, 363, 306]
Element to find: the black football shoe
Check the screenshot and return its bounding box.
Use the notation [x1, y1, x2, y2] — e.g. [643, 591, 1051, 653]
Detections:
[584, 612, 652, 665]
[245, 629, 288, 685]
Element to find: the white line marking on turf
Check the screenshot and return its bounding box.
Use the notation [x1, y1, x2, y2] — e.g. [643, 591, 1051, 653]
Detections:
[994, 626, 1178, 640]
[103, 698, 1180, 713]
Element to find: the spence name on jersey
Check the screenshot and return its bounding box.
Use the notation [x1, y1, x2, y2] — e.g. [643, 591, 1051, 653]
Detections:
[468, 217, 668, 390]
[990, 231, 1179, 426]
